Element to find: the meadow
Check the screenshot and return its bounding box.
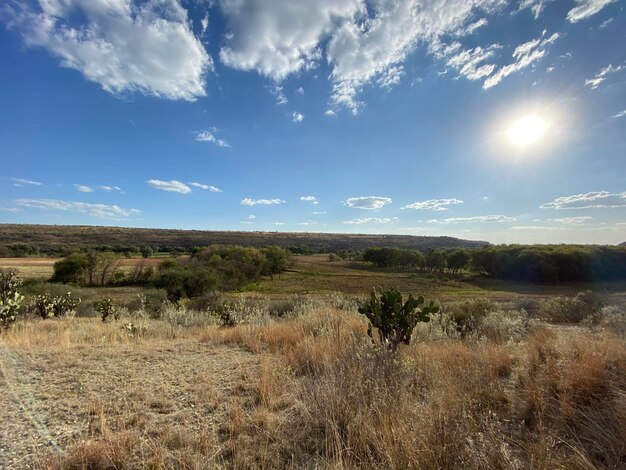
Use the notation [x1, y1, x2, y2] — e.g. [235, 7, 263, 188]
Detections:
[1, 254, 625, 469]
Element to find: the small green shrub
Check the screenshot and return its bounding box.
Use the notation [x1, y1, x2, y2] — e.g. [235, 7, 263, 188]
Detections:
[95, 298, 117, 322]
[0, 271, 24, 329]
[358, 288, 439, 351]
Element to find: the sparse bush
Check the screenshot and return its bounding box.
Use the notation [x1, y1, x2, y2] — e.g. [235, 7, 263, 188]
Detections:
[598, 305, 626, 338]
[32, 293, 54, 319]
[0, 270, 24, 329]
[476, 309, 529, 342]
[539, 290, 605, 324]
[32, 292, 80, 319]
[95, 298, 117, 322]
[358, 288, 439, 351]
[444, 298, 495, 336]
[128, 290, 169, 318]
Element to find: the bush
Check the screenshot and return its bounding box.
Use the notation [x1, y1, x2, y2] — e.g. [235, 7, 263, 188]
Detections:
[0, 271, 24, 329]
[539, 290, 605, 324]
[128, 290, 169, 318]
[358, 288, 439, 351]
[95, 298, 117, 322]
[32, 292, 80, 319]
[476, 309, 529, 342]
[444, 299, 495, 337]
[598, 305, 626, 338]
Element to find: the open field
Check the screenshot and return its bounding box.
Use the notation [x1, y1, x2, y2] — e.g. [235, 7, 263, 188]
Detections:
[1, 304, 625, 469]
[0, 257, 164, 281]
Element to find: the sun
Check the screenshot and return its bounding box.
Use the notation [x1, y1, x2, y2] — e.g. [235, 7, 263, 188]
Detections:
[507, 115, 547, 146]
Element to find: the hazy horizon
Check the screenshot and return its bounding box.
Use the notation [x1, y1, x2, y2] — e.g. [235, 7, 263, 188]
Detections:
[1, 0, 625, 245]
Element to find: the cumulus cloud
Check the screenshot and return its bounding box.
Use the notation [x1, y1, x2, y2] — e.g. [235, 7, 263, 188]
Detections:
[12, 177, 42, 186]
[292, 112, 304, 122]
[147, 179, 192, 194]
[241, 198, 285, 206]
[195, 130, 231, 148]
[403, 198, 463, 211]
[74, 184, 94, 193]
[344, 196, 392, 210]
[342, 217, 395, 224]
[540, 191, 626, 209]
[300, 196, 318, 204]
[585, 64, 624, 89]
[15, 198, 140, 219]
[219, 0, 362, 81]
[7, 0, 212, 101]
[428, 215, 516, 223]
[483, 32, 559, 89]
[188, 182, 222, 192]
[567, 0, 617, 23]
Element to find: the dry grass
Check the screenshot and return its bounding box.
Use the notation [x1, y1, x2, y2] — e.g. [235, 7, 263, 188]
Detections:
[1, 306, 625, 469]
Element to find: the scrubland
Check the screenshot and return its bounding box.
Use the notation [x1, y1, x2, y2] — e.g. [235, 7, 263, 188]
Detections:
[1, 294, 625, 469]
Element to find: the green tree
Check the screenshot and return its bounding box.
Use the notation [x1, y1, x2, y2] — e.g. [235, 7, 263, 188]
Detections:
[51, 252, 89, 284]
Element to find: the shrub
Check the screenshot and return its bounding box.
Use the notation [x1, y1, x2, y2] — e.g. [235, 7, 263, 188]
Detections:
[0, 270, 24, 329]
[598, 305, 626, 338]
[32, 292, 80, 319]
[539, 290, 605, 324]
[444, 299, 495, 337]
[358, 288, 439, 351]
[476, 309, 529, 342]
[95, 298, 117, 322]
[32, 293, 54, 319]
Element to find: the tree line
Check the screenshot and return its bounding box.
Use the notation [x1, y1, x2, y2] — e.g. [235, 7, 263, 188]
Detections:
[359, 245, 626, 282]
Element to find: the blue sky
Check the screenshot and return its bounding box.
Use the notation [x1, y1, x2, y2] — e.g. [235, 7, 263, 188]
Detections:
[1, 0, 625, 244]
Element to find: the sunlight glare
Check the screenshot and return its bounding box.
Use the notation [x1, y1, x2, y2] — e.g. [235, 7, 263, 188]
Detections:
[507, 115, 547, 146]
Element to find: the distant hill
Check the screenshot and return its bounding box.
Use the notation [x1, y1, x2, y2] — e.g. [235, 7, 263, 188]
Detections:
[0, 224, 489, 255]
[621, 242, 626, 247]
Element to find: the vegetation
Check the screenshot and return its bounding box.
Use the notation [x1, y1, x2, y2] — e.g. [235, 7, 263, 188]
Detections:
[0, 223, 488, 256]
[0, 270, 24, 329]
[95, 298, 116, 322]
[358, 288, 439, 351]
[32, 292, 81, 319]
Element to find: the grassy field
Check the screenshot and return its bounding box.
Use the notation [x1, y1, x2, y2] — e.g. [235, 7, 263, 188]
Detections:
[1, 303, 624, 468]
[2, 254, 625, 468]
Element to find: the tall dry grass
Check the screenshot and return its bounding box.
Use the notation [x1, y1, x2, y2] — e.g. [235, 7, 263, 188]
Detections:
[3, 301, 624, 469]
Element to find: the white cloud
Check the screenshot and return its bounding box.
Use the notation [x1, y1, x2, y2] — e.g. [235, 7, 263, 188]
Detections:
[324, 110, 337, 117]
[457, 18, 488, 36]
[195, 130, 231, 148]
[300, 195, 318, 204]
[272, 222, 285, 226]
[15, 198, 140, 219]
[241, 198, 285, 206]
[74, 184, 94, 193]
[188, 182, 222, 193]
[614, 109, 626, 118]
[247, 215, 256, 219]
[8, 0, 211, 101]
[11, 177, 42, 186]
[298, 220, 318, 226]
[312, 211, 327, 215]
[518, 0, 553, 19]
[292, 112, 304, 122]
[295, 86, 304, 94]
[510, 225, 557, 231]
[344, 196, 392, 210]
[403, 198, 463, 211]
[98, 185, 122, 192]
[553, 216, 593, 225]
[268, 84, 288, 105]
[438, 42, 500, 81]
[567, 0, 617, 23]
[219, 0, 362, 81]
[0, 206, 20, 213]
[147, 179, 192, 194]
[540, 191, 626, 209]
[428, 215, 516, 223]
[585, 64, 624, 89]
[342, 217, 395, 224]
[483, 32, 559, 89]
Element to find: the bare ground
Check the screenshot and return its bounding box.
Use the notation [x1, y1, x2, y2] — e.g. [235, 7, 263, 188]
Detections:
[0, 338, 260, 468]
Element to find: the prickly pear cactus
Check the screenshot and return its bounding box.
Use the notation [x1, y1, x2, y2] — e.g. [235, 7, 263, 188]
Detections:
[358, 288, 439, 351]
[0, 271, 24, 329]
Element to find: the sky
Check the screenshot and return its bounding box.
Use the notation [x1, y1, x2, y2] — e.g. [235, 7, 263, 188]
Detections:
[0, 0, 625, 245]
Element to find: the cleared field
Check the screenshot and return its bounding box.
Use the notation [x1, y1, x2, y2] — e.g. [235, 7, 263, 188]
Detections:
[0, 257, 164, 280]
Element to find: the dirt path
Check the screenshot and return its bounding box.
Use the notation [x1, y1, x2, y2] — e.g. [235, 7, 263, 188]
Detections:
[0, 339, 259, 469]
